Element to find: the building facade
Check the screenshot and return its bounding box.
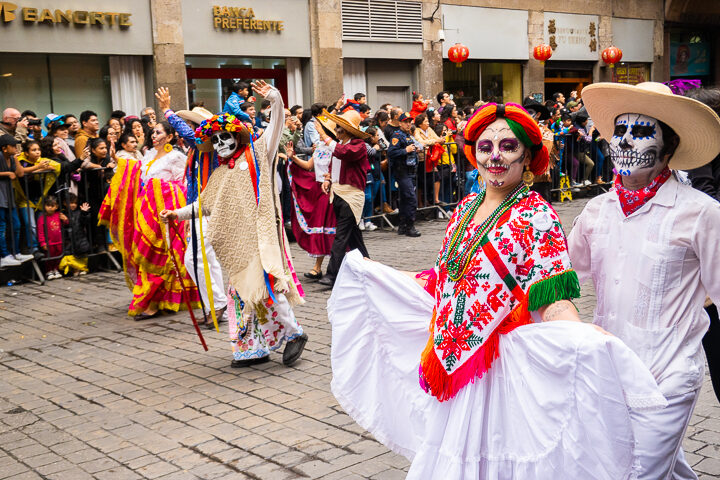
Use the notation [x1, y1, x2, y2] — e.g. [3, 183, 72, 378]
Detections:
[0, 0, 703, 119]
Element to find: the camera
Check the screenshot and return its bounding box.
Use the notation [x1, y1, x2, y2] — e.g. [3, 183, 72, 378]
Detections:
[26, 118, 41, 127]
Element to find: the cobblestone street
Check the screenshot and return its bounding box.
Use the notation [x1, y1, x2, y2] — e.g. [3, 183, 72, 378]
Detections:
[1, 198, 719, 479]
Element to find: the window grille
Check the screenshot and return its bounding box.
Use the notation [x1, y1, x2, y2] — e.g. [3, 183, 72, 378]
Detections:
[341, 0, 423, 42]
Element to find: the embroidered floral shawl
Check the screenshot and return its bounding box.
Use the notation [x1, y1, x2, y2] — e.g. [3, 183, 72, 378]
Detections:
[419, 191, 580, 402]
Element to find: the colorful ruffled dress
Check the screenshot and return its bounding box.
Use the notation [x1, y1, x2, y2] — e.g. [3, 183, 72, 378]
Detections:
[329, 186, 668, 479]
[288, 161, 336, 258]
[99, 149, 200, 315]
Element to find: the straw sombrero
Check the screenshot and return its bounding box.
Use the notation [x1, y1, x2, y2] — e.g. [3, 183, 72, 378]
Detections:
[582, 82, 720, 170]
[176, 107, 216, 152]
[324, 109, 370, 140]
[176, 107, 214, 126]
[317, 111, 338, 141]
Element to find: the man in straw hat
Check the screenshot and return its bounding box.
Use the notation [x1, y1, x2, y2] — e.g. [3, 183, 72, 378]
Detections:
[161, 81, 308, 368]
[156, 87, 227, 327]
[568, 81, 720, 479]
[314, 109, 371, 288]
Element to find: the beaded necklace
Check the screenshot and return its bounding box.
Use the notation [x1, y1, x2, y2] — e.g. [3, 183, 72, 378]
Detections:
[445, 183, 529, 282]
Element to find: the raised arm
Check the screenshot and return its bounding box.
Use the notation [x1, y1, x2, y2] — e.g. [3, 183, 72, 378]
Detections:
[252, 80, 284, 163]
[156, 87, 197, 146]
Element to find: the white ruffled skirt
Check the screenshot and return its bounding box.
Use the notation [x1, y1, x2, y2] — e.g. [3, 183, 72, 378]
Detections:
[328, 250, 668, 480]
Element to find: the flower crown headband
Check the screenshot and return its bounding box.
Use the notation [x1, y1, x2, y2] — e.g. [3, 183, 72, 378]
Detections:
[194, 113, 249, 146]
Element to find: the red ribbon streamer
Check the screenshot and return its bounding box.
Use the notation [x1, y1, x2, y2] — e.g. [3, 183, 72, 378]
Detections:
[167, 220, 208, 351]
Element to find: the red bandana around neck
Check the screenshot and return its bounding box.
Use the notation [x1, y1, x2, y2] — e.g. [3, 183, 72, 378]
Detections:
[614, 167, 672, 216]
[218, 145, 246, 169]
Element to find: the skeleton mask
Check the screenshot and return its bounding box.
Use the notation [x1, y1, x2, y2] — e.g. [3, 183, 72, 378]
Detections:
[211, 131, 238, 158]
[610, 114, 664, 176]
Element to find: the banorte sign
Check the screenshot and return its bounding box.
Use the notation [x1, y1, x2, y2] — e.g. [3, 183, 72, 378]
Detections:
[0, 2, 131, 27]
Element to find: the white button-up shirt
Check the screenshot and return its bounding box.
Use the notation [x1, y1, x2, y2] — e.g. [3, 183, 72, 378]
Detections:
[568, 174, 720, 397]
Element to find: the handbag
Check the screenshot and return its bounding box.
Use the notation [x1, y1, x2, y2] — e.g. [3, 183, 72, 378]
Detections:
[425, 144, 444, 173]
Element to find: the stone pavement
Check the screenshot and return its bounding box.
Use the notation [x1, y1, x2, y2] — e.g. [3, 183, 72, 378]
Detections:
[1, 198, 719, 480]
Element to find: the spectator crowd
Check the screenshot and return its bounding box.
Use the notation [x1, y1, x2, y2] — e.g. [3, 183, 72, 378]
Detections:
[0, 82, 669, 281]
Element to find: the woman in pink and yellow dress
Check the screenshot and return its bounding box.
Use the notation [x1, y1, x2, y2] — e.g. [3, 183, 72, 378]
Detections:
[100, 121, 199, 319]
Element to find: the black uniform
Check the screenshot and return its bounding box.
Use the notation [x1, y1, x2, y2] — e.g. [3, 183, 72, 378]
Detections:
[387, 129, 420, 235]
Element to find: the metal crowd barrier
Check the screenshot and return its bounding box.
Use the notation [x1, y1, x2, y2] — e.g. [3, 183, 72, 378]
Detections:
[1, 167, 120, 286]
[361, 142, 463, 230]
[550, 132, 614, 200]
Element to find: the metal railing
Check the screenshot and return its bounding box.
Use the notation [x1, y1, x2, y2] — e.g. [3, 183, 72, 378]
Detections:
[550, 132, 614, 197]
[1, 167, 120, 285]
[361, 142, 461, 229]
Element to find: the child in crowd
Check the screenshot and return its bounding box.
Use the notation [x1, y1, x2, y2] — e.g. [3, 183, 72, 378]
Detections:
[16, 140, 56, 255]
[59, 193, 91, 276]
[409, 92, 430, 119]
[37, 195, 66, 279]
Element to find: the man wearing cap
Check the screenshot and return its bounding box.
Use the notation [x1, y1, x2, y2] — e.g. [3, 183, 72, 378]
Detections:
[569, 82, 720, 479]
[387, 113, 421, 237]
[0, 134, 33, 267]
[315, 109, 371, 288]
[155, 87, 227, 326]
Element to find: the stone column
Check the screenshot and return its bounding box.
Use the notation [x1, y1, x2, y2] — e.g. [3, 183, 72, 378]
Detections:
[523, 10, 545, 100]
[308, 0, 343, 105]
[596, 15, 613, 83]
[419, 1, 443, 102]
[150, 0, 188, 111]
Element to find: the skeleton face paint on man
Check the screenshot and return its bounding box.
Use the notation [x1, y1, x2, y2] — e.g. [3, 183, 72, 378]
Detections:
[610, 113, 665, 178]
[475, 118, 528, 188]
[211, 131, 238, 158]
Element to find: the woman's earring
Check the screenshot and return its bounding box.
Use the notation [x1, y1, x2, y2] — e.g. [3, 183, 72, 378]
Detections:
[522, 165, 534, 187]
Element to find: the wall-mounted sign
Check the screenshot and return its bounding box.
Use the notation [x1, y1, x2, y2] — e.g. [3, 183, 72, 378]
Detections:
[212, 5, 283, 32]
[0, 2, 131, 27]
[544, 13, 599, 61]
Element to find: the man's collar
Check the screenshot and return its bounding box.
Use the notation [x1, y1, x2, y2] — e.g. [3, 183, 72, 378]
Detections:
[651, 172, 679, 207]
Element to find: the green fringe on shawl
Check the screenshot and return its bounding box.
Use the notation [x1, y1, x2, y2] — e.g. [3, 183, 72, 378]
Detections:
[527, 270, 581, 312]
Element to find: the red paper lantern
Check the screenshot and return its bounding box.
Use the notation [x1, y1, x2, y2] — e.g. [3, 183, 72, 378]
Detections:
[448, 43, 469, 68]
[602, 46, 623, 68]
[533, 44, 553, 65]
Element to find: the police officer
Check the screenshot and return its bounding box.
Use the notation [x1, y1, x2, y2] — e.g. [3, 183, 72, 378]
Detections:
[387, 113, 421, 237]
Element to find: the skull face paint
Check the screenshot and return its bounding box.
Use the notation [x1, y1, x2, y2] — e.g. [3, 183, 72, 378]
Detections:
[475, 118, 527, 188]
[610, 114, 664, 176]
[211, 131, 238, 158]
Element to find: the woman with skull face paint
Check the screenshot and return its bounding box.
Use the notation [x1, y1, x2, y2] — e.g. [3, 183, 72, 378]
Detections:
[100, 121, 200, 319]
[327, 102, 667, 479]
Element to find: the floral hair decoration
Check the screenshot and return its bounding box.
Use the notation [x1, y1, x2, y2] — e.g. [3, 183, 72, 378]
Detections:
[194, 113, 250, 146]
[463, 103, 549, 176]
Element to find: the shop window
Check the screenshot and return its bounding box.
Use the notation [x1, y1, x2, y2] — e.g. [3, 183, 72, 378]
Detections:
[670, 30, 711, 79]
[49, 55, 111, 119]
[0, 54, 52, 116]
[443, 61, 522, 107]
[185, 57, 288, 114]
[0, 53, 111, 121]
[612, 64, 650, 85]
